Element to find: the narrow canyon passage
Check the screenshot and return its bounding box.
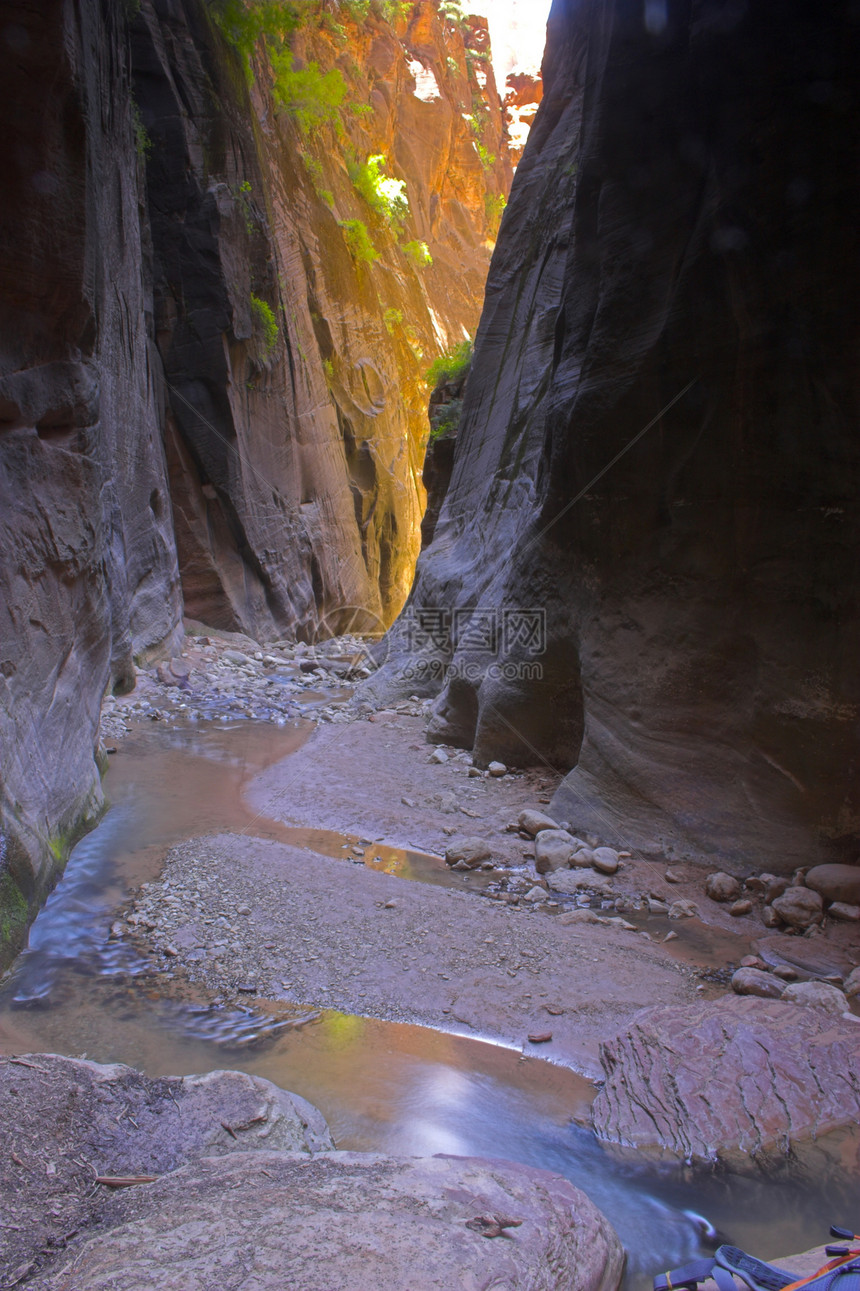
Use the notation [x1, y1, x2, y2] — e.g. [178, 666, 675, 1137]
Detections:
[1, 0, 859, 1289]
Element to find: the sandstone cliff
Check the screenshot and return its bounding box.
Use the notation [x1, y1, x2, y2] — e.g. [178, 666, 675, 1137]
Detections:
[0, 0, 512, 964]
[370, 0, 860, 874]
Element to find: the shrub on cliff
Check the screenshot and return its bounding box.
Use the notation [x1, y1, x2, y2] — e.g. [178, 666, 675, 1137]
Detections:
[426, 338, 472, 387]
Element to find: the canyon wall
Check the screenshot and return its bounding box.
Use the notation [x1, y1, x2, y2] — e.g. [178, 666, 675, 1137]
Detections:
[370, 0, 860, 874]
[0, 0, 183, 959]
[0, 0, 512, 963]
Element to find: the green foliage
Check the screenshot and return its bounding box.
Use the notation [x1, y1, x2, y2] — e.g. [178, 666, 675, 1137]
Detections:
[425, 337, 472, 387]
[209, 0, 299, 83]
[270, 47, 348, 131]
[439, 0, 465, 24]
[0, 871, 28, 957]
[250, 293, 279, 357]
[446, 55, 460, 77]
[319, 188, 335, 207]
[383, 307, 403, 333]
[338, 218, 379, 263]
[428, 401, 462, 441]
[475, 141, 495, 170]
[348, 154, 409, 230]
[485, 191, 506, 236]
[234, 179, 256, 234]
[131, 100, 152, 160]
[402, 239, 432, 267]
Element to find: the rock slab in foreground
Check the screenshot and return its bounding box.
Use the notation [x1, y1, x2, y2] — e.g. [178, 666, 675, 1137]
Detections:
[591, 997, 860, 1165]
[30, 1150, 625, 1291]
[0, 1054, 332, 1287]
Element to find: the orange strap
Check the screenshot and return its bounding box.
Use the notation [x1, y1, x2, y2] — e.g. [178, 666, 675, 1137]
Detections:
[778, 1251, 860, 1291]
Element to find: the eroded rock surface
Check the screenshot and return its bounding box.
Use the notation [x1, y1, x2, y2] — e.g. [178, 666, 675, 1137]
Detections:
[28, 1150, 624, 1291]
[591, 997, 860, 1165]
[367, 0, 860, 874]
[0, 1054, 331, 1288]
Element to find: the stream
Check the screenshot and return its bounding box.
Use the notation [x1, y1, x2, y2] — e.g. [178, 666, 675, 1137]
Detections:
[0, 716, 855, 1288]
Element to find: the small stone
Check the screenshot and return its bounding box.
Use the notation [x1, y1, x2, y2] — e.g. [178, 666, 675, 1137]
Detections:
[772, 886, 824, 930]
[772, 965, 797, 981]
[557, 909, 601, 926]
[523, 886, 547, 902]
[467, 766, 481, 778]
[429, 748, 449, 764]
[828, 901, 860, 922]
[445, 837, 493, 868]
[236, 905, 251, 916]
[527, 1032, 553, 1044]
[668, 898, 699, 919]
[663, 931, 678, 942]
[592, 847, 619, 875]
[401, 796, 417, 808]
[730, 898, 753, 917]
[764, 877, 791, 905]
[534, 829, 577, 874]
[664, 868, 683, 884]
[761, 905, 782, 928]
[566, 848, 591, 869]
[844, 967, 860, 997]
[781, 980, 848, 1015]
[383, 900, 397, 909]
[237, 983, 257, 993]
[488, 761, 507, 777]
[740, 955, 766, 969]
[518, 809, 560, 836]
[732, 967, 783, 999]
[163, 945, 180, 958]
[705, 872, 742, 903]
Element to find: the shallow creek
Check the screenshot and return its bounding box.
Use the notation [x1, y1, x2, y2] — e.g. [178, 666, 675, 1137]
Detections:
[0, 718, 854, 1287]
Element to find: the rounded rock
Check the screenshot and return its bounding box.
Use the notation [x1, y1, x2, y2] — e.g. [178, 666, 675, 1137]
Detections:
[488, 761, 507, 777]
[705, 872, 742, 903]
[731, 967, 783, 999]
[805, 864, 860, 906]
[534, 829, 577, 874]
[771, 886, 824, 930]
[518, 808, 560, 837]
[592, 847, 620, 875]
[781, 980, 848, 1015]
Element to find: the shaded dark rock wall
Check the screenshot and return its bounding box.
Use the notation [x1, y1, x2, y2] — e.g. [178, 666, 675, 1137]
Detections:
[0, 0, 182, 962]
[369, 0, 860, 873]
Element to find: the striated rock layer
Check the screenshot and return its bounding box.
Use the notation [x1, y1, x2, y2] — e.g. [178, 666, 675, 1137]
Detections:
[369, 0, 860, 873]
[591, 997, 860, 1167]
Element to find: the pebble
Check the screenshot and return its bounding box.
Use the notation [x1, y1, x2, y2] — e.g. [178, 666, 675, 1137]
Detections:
[518, 809, 560, 837]
[729, 898, 753, 917]
[667, 898, 699, 919]
[771, 886, 824, 930]
[527, 1031, 553, 1044]
[845, 967, 860, 998]
[664, 868, 683, 884]
[488, 761, 507, 777]
[429, 748, 449, 765]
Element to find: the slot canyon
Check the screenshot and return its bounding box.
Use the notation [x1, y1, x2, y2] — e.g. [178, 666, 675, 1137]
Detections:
[0, 1, 858, 1288]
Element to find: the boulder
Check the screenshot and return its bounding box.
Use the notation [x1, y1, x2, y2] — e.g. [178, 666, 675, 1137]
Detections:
[29, 1151, 625, 1291]
[731, 967, 783, 1000]
[0, 1054, 332, 1289]
[518, 808, 560, 836]
[771, 887, 824, 929]
[705, 872, 742, 903]
[571, 847, 596, 868]
[805, 864, 860, 906]
[780, 981, 849, 1015]
[591, 997, 860, 1164]
[444, 837, 492, 868]
[534, 828, 577, 873]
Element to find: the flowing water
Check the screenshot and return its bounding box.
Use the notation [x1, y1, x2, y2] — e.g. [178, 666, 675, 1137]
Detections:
[0, 717, 855, 1287]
